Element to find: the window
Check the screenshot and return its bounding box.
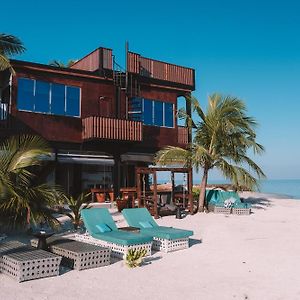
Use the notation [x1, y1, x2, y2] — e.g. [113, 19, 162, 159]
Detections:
[143, 99, 153, 125]
[66, 86, 80, 117]
[35, 81, 50, 113]
[164, 102, 174, 127]
[51, 83, 65, 115]
[154, 101, 163, 126]
[129, 97, 174, 128]
[17, 78, 34, 111]
[17, 77, 80, 117]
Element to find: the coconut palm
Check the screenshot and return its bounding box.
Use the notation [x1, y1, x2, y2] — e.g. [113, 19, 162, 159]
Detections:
[49, 59, 77, 68]
[155, 94, 265, 212]
[0, 135, 66, 229]
[0, 33, 25, 71]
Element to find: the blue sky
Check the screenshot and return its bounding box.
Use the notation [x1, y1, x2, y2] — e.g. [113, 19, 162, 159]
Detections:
[2, 0, 300, 179]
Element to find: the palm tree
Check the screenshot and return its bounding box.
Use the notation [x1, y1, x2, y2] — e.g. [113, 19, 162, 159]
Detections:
[0, 135, 66, 229]
[49, 59, 77, 68]
[0, 33, 25, 72]
[60, 192, 91, 230]
[155, 94, 265, 212]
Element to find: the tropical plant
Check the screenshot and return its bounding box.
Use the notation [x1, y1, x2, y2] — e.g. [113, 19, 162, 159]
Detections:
[124, 248, 147, 268]
[61, 192, 91, 230]
[49, 59, 77, 68]
[0, 33, 25, 72]
[155, 94, 265, 212]
[0, 135, 66, 229]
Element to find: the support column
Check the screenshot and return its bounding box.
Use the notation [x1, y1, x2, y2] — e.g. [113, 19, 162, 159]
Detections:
[188, 168, 193, 214]
[153, 171, 159, 219]
[113, 155, 121, 198]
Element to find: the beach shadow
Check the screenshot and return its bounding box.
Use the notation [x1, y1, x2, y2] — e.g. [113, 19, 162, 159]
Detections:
[59, 266, 73, 275]
[189, 238, 202, 247]
[242, 196, 272, 210]
[143, 255, 163, 265]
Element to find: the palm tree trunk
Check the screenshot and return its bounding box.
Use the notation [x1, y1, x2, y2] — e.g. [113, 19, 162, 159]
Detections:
[198, 168, 208, 212]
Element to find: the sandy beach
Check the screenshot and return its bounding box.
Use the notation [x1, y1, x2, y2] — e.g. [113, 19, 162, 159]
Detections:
[1, 192, 300, 300]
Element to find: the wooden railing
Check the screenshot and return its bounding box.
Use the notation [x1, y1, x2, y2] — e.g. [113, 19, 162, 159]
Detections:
[127, 51, 195, 87]
[178, 126, 189, 144]
[82, 116, 142, 142]
[71, 47, 113, 72]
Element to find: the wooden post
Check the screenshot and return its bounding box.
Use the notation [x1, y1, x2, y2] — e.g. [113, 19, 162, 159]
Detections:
[153, 170, 159, 219]
[136, 170, 141, 208]
[188, 168, 193, 214]
[171, 171, 175, 205]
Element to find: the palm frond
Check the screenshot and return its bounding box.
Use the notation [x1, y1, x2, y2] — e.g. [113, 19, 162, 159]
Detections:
[155, 146, 191, 167]
[0, 34, 25, 56]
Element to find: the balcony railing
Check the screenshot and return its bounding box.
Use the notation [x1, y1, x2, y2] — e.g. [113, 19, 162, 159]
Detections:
[82, 116, 142, 142]
[178, 126, 189, 144]
[127, 51, 195, 87]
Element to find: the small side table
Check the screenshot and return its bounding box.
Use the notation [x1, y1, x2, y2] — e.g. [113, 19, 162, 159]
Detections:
[118, 226, 140, 233]
[32, 231, 54, 251]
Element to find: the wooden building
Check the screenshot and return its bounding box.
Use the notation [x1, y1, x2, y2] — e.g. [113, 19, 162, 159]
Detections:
[0, 45, 195, 196]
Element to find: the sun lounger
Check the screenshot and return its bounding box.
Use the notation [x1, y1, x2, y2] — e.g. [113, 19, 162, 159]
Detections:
[205, 190, 251, 214]
[122, 208, 193, 252]
[76, 208, 153, 259]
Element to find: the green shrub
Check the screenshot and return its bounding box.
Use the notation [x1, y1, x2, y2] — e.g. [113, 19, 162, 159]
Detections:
[124, 248, 147, 268]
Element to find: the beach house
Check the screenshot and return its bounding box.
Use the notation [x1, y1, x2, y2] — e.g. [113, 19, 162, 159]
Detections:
[0, 45, 195, 196]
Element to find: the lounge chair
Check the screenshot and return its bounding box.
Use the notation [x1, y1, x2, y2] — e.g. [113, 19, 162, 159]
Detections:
[205, 190, 251, 214]
[77, 208, 153, 259]
[122, 208, 193, 253]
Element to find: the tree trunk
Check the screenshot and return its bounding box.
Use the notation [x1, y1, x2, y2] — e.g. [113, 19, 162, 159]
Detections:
[198, 168, 208, 212]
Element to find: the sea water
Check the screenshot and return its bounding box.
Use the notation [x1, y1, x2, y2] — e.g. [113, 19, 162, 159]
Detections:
[158, 174, 300, 200]
[258, 179, 300, 200]
[208, 179, 300, 200]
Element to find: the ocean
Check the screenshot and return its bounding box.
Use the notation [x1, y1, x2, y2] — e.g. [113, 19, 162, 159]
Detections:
[208, 179, 300, 200]
[258, 179, 300, 200]
[157, 174, 300, 200]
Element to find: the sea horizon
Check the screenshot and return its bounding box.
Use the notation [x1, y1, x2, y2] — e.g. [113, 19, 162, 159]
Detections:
[157, 178, 300, 200]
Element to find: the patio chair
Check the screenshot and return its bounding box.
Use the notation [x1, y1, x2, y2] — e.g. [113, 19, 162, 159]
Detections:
[77, 208, 153, 259]
[122, 208, 193, 252]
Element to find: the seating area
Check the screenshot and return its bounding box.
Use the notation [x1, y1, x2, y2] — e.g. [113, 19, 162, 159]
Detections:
[205, 190, 251, 215]
[0, 206, 194, 283]
[75, 208, 153, 259]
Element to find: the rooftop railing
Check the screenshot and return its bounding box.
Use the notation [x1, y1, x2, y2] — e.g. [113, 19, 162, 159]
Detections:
[127, 51, 195, 87]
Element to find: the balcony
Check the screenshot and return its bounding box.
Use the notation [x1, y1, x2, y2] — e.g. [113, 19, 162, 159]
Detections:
[178, 126, 189, 144]
[82, 116, 142, 142]
[127, 51, 195, 88]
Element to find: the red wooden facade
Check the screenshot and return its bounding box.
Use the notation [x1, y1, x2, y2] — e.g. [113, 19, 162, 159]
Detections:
[0, 45, 195, 195]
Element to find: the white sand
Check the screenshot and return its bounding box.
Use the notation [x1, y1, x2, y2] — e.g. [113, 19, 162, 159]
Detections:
[1, 192, 300, 300]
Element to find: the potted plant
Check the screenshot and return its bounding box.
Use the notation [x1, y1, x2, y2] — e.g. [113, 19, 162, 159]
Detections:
[116, 196, 129, 212]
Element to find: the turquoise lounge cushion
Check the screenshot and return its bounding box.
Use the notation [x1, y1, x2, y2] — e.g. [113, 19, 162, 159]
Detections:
[122, 208, 193, 240]
[139, 221, 153, 228]
[95, 223, 111, 233]
[91, 231, 152, 246]
[122, 208, 158, 228]
[141, 226, 193, 240]
[81, 207, 153, 246]
[81, 208, 118, 235]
